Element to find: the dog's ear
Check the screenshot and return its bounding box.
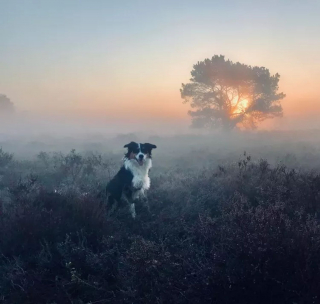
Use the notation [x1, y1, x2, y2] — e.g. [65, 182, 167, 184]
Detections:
[124, 141, 137, 149]
[144, 143, 157, 150]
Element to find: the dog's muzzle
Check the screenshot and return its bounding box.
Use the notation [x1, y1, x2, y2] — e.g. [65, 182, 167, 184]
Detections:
[136, 154, 145, 166]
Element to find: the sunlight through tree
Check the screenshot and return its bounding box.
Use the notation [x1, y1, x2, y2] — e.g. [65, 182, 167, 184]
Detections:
[181, 55, 286, 131]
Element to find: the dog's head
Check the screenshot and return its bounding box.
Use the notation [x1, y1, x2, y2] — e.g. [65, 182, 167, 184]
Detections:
[124, 142, 157, 166]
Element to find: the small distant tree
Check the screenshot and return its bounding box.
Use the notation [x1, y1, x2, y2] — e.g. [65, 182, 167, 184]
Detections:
[0, 94, 15, 115]
[180, 55, 285, 131]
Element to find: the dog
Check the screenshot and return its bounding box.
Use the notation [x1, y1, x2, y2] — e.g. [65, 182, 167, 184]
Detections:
[106, 141, 157, 218]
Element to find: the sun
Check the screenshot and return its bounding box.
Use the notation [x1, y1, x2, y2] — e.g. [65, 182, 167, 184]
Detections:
[231, 97, 249, 115]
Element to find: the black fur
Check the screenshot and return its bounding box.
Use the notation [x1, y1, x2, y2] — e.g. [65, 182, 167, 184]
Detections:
[106, 166, 133, 208]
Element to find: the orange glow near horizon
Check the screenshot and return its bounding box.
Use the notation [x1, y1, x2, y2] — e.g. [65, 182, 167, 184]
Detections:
[24, 91, 320, 129]
[7, 61, 320, 131]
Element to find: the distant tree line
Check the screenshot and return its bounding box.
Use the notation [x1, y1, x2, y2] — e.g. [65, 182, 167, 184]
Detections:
[0, 94, 15, 115]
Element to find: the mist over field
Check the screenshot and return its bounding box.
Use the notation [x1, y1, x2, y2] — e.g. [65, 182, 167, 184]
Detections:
[2, 114, 320, 171]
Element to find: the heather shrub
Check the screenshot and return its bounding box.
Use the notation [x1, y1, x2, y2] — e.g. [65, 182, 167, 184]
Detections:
[0, 147, 13, 169]
[0, 148, 320, 303]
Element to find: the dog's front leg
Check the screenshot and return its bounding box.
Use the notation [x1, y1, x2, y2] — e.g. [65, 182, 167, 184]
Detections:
[123, 197, 136, 219]
[129, 201, 136, 219]
[126, 195, 136, 219]
[122, 190, 136, 219]
[133, 189, 150, 214]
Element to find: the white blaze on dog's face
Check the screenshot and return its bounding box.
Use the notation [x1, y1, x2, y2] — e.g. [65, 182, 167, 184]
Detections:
[124, 142, 157, 166]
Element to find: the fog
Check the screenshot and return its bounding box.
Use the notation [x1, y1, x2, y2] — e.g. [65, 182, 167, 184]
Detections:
[1, 111, 320, 175]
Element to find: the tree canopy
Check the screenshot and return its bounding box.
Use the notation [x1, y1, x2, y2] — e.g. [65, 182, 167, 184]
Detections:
[181, 55, 285, 130]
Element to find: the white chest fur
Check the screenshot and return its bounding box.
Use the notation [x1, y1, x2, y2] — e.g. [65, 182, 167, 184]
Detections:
[124, 158, 152, 191]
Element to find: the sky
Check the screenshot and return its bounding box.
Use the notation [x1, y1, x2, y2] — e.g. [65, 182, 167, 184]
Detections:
[1, 0, 320, 131]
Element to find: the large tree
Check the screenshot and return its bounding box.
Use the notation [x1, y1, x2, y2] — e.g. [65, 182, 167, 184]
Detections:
[0, 94, 15, 115]
[181, 55, 285, 130]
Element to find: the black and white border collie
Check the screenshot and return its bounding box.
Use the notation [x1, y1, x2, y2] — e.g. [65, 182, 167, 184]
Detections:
[106, 141, 157, 218]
